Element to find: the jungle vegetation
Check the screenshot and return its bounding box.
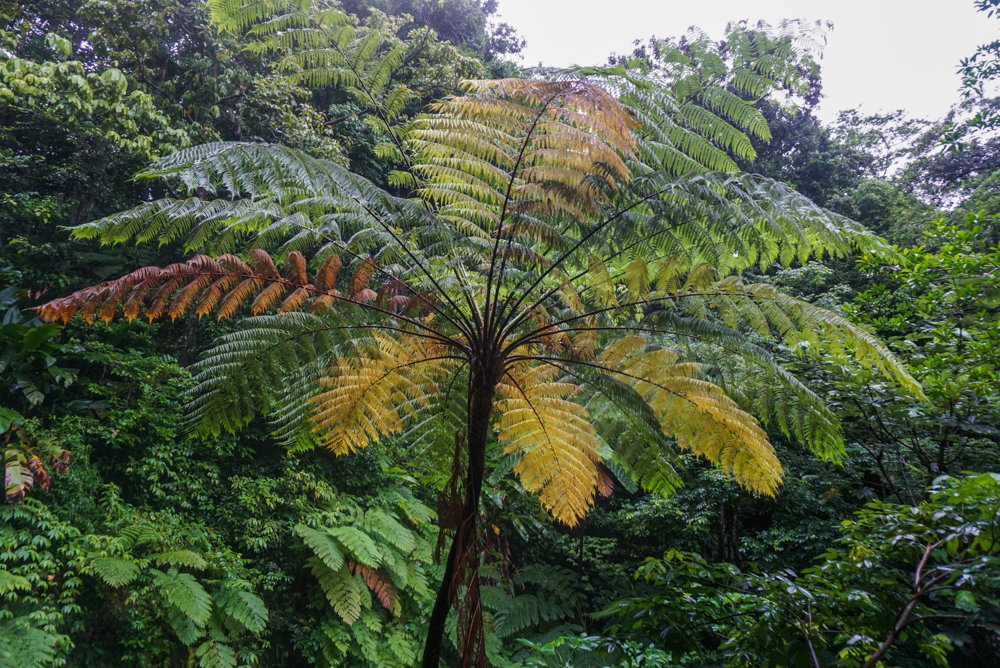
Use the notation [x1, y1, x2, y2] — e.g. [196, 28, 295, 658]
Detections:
[2, 1, 1000, 667]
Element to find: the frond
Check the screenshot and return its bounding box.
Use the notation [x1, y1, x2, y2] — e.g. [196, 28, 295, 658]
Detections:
[311, 559, 365, 625]
[195, 639, 238, 668]
[214, 584, 268, 635]
[0, 619, 60, 668]
[597, 337, 782, 495]
[310, 330, 461, 455]
[407, 78, 640, 240]
[496, 360, 602, 526]
[154, 550, 209, 571]
[684, 277, 924, 399]
[89, 556, 142, 587]
[153, 569, 213, 627]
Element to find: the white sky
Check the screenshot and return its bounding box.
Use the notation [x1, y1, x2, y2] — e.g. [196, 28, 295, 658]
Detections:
[493, 0, 999, 123]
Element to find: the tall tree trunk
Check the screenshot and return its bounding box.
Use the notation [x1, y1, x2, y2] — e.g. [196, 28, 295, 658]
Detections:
[421, 367, 496, 668]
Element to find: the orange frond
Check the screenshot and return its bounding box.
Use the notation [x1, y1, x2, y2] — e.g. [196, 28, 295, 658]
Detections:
[252, 281, 289, 315]
[349, 257, 378, 297]
[284, 250, 308, 284]
[217, 278, 265, 319]
[314, 254, 342, 292]
[278, 287, 311, 314]
[349, 561, 396, 612]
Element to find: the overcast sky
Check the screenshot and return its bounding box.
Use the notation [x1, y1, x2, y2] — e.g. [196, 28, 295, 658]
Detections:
[493, 0, 998, 124]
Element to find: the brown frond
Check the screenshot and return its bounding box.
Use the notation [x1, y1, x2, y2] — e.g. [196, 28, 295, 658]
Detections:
[356, 288, 377, 304]
[278, 287, 311, 314]
[349, 257, 378, 297]
[314, 254, 342, 292]
[284, 250, 308, 284]
[596, 463, 615, 498]
[31, 251, 409, 325]
[218, 277, 266, 319]
[169, 275, 216, 321]
[348, 561, 396, 612]
[251, 281, 289, 315]
[196, 274, 244, 318]
[248, 248, 280, 278]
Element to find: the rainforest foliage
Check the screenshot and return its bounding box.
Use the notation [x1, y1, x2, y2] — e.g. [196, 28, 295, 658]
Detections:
[2, 2, 1000, 667]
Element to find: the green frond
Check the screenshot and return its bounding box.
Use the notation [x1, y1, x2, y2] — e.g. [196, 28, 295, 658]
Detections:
[154, 569, 213, 628]
[296, 525, 346, 571]
[329, 527, 381, 569]
[214, 584, 268, 635]
[0, 619, 60, 668]
[0, 571, 30, 596]
[155, 550, 209, 571]
[311, 559, 365, 625]
[195, 639, 238, 668]
[89, 556, 141, 587]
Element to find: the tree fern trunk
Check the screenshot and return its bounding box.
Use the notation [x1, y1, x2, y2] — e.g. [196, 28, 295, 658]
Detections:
[421, 367, 495, 668]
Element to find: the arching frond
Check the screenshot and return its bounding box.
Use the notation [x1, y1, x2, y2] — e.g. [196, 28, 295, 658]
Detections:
[311, 330, 461, 455]
[496, 360, 602, 526]
[596, 336, 782, 496]
[407, 78, 640, 240]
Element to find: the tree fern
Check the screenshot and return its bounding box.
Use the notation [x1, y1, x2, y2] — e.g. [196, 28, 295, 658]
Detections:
[36, 61, 922, 668]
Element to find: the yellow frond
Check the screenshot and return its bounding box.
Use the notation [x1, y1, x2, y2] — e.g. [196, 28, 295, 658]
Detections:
[601, 338, 783, 496]
[408, 78, 639, 240]
[311, 331, 458, 456]
[496, 361, 601, 526]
